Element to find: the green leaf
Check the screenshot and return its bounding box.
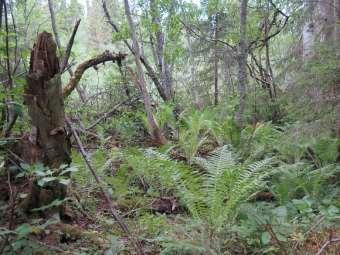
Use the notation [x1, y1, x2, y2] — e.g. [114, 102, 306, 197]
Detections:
[60, 166, 78, 176]
[58, 178, 71, 186]
[37, 176, 57, 187]
[31, 198, 70, 212]
[273, 206, 287, 218]
[261, 231, 271, 245]
[15, 224, 33, 239]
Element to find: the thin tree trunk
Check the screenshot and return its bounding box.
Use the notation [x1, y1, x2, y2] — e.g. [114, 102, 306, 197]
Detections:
[335, 0, 340, 161]
[47, 0, 86, 102]
[213, 14, 219, 106]
[223, 56, 233, 98]
[47, 0, 61, 53]
[124, 0, 166, 145]
[102, 0, 170, 102]
[150, 0, 173, 101]
[0, 0, 3, 29]
[183, 13, 201, 108]
[302, 0, 315, 60]
[235, 0, 248, 127]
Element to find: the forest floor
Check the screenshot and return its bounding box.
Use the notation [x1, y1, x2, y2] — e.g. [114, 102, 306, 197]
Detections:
[0, 129, 339, 255]
[0, 154, 339, 255]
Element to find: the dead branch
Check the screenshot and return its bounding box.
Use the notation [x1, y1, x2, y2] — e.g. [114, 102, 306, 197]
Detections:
[86, 95, 139, 130]
[61, 19, 81, 73]
[62, 51, 127, 98]
[65, 117, 145, 255]
[179, 19, 237, 51]
[315, 236, 340, 255]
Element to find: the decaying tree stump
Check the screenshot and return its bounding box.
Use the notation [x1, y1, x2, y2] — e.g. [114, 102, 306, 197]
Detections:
[22, 31, 71, 214]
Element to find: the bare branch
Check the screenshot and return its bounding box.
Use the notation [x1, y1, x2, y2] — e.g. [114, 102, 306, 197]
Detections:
[65, 118, 145, 255]
[179, 19, 237, 51]
[61, 19, 81, 73]
[86, 95, 139, 130]
[62, 51, 127, 98]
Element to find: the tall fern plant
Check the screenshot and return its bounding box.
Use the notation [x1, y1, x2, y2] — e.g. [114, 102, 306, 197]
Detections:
[193, 146, 274, 226]
[143, 146, 274, 227]
[178, 110, 217, 163]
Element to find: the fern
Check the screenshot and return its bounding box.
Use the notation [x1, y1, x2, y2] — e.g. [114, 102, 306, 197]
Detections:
[194, 146, 274, 225]
[123, 146, 274, 227]
[226, 158, 273, 219]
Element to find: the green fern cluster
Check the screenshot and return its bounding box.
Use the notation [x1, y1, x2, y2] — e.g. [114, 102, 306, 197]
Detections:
[193, 146, 274, 226]
[139, 146, 274, 227]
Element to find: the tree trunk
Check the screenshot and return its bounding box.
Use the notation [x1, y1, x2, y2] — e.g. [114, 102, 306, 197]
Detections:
[235, 0, 248, 127]
[124, 0, 166, 145]
[302, 0, 315, 60]
[102, 0, 170, 102]
[302, 0, 335, 60]
[150, 0, 174, 101]
[335, 0, 340, 161]
[23, 32, 71, 214]
[213, 14, 219, 106]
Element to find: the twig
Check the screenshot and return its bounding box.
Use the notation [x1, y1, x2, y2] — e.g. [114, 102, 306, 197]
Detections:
[3, 0, 12, 89]
[179, 19, 237, 51]
[305, 215, 325, 237]
[61, 19, 81, 72]
[74, 127, 101, 139]
[86, 95, 139, 130]
[315, 237, 340, 255]
[0, 170, 18, 254]
[264, 224, 288, 255]
[65, 117, 145, 255]
[35, 240, 68, 253]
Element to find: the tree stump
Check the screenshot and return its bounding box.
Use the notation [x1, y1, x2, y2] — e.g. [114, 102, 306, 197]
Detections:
[22, 32, 71, 215]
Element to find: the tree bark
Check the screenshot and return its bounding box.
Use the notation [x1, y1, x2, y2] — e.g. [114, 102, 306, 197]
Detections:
[302, 0, 335, 60]
[23, 32, 71, 214]
[235, 0, 248, 127]
[124, 0, 166, 145]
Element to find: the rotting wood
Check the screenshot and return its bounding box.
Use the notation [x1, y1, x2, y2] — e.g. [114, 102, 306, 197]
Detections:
[23, 31, 71, 214]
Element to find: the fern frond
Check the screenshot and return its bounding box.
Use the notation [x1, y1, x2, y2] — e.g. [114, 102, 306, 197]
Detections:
[194, 145, 237, 174]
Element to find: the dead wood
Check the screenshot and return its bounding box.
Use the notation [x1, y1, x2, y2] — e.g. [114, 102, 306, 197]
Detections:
[65, 117, 145, 255]
[63, 51, 126, 98]
[23, 31, 71, 214]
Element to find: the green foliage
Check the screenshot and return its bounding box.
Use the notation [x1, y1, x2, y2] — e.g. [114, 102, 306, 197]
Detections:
[155, 103, 177, 131]
[271, 162, 340, 203]
[138, 213, 169, 237]
[160, 242, 206, 255]
[0, 219, 58, 255]
[17, 163, 78, 188]
[178, 109, 217, 162]
[239, 122, 282, 159]
[193, 146, 275, 225]
[109, 148, 204, 212]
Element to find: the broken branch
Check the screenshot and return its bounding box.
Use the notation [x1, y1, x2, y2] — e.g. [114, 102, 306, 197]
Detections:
[65, 117, 145, 255]
[61, 19, 81, 73]
[62, 51, 127, 98]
